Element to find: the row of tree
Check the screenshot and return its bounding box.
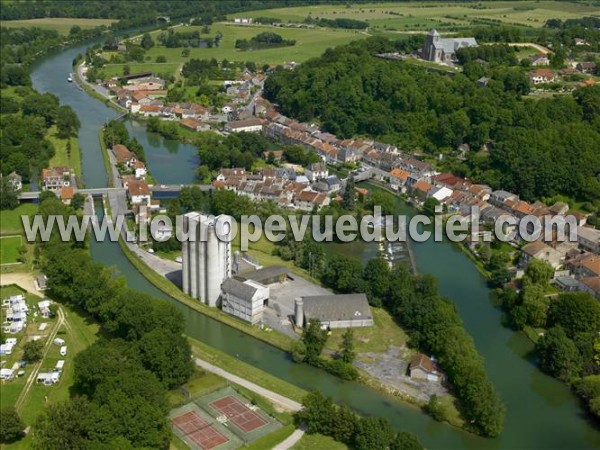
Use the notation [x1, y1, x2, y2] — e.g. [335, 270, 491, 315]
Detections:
[30, 194, 194, 448]
[296, 391, 423, 450]
[235, 32, 296, 51]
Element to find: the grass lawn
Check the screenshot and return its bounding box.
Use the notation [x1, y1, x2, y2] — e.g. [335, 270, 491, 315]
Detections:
[291, 433, 347, 450]
[47, 125, 82, 179]
[189, 337, 307, 405]
[0, 203, 38, 235]
[100, 62, 181, 79]
[246, 424, 295, 450]
[324, 307, 408, 355]
[0, 17, 115, 34]
[1, 235, 22, 264]
[3, 303, 99, 450]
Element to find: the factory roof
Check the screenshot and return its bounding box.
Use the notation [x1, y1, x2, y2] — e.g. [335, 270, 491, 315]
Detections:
[242, 265, 292, 284]
[222, 278, 260, 301]
[302, 294, 372, 323]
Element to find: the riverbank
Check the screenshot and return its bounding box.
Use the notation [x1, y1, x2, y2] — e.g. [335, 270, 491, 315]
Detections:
[73, 61, 124, 113]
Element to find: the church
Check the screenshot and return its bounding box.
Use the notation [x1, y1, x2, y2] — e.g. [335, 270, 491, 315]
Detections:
[421, 29, 477, 63]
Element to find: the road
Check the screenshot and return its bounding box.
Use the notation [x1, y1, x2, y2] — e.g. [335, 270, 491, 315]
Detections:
[193, 358, 302, 412]
[274, 427, 305, 450]
[509, 42, 552, 54]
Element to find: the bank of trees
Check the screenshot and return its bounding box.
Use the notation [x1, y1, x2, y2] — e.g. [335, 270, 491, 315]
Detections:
[296, 391, 423, 450]
[195, 131, 273, 173]
[235, 32, 295, 51]
[264, 38, 600, 203]
[32, 195, 193, 448]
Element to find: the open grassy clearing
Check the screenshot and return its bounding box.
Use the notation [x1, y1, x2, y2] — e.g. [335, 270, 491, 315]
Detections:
[0, 203, 38, 235]
[1, 236, 22, 264]
[0, 17, 115, 34]
[291, 432, 348, 450]
[324, 307, 408, 355]
[47, 125, 82, 179]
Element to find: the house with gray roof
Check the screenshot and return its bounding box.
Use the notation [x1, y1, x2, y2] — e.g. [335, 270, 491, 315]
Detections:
[421, 29, 477, 63]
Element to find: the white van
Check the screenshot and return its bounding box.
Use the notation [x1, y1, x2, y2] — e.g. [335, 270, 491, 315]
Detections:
[59, 346, 67, 356]
[53, 338, 65, 346]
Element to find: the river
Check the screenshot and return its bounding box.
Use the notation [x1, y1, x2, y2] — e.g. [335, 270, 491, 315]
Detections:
[30, 42, 599, 449]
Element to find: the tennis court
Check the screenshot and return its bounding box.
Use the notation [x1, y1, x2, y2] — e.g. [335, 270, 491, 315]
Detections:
[170, 404, 241, 450]
[194, 386, 282, 444]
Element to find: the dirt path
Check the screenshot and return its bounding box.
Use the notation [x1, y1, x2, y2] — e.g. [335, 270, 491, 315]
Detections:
[193, 358, 302, 412]
[273, 427, 305, 450]
[0, 272, 39, 294]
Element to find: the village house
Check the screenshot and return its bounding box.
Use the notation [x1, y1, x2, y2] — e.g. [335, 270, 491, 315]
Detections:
[225, 118, 263, 133]
[577, 226, 600, 254]
[139, 105, 162, 117]
[409, 353, 443, 382]
[389, 168, 411, 191]
[294, 190, 330, 211]
[305, 162, 328, 182]
[530, 54, 550, 66]
[411, 180, 433, 201]
[579, 277, 600, 300]
[133, 161, 147, 179]
[127, 179, 151, 205]
[520, 241, 563, 268]
[576, 61, 597, 74]
[5, 172, 22, 191]
[41, 167, 73, 192]
[112, 144, 137, 167]
[60, 186, 75, 205]
[528, 69, 556, 84]
[180, 118, 209, 132]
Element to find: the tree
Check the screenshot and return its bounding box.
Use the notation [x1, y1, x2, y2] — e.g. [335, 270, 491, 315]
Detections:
[34, 397, 93, 450]
[536, 326, 582, 381]
[56, 105, 81, 138]
[524, 259, 553, 286]
[0, 177, 19, 210]
[123, 65, 130, 76]
[339, 329, 356, 363]
[155, 55, 167, 63]
[547, 293, 600, 338]
[141, 33, 155, 50]
[342, 175, 355, 210]
[291, 340, 306, 363]
[390, 431, 424, 450]
[295, 391, 334, 435]
[354, 416, 396, 450]
[136, 329, 194, 389]
[23, 340, 44, 362]
[520, 283, 549, 328]
[0, 407, 24, 443]
[302, 319, 328, 365]
[330, 404, 358, 444]
[69, 25, 81, 35]
[423, 197, 440, 217]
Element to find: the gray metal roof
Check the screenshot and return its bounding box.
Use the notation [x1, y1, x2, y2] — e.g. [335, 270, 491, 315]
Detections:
[242, 266, 292, 284]
[222, 278, 257, 301]
[302, 294, 372, 323]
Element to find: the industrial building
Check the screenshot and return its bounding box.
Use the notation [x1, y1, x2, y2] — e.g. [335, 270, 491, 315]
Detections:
[221, 278, 269, 324]
[295, 294, 374, 329]
[182, 213, 233, 307]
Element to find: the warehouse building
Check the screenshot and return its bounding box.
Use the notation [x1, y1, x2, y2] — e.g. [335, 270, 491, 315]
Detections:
[295, 294, 373, 329]
[220, 278, 269, 324]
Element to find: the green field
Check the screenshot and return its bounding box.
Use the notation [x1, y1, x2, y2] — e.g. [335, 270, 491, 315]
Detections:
[0, 17, 115, 34]
[47, 125, 82, 179]
[0, 204, 38, 235]
[238, 1, 598, 32]
[0, 235, 22, 264]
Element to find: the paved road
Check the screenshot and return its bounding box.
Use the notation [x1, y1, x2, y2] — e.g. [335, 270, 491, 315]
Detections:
[274, 427, 305, 450]
[193, 358, 302, 412]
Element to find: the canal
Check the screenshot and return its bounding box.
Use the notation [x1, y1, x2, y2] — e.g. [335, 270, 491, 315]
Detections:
[30, 43, 599, 449]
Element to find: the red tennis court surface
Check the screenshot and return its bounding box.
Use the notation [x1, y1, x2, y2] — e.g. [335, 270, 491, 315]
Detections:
[171, 411, 229, 450]
[209, 396, 268, 433]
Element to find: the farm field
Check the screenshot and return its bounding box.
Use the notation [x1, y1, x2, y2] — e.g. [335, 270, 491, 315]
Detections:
[0, 236, 22, 264]
[237, 1, 599, 33]
[0, 17, 115, 34]
[110, 22, 368, 76]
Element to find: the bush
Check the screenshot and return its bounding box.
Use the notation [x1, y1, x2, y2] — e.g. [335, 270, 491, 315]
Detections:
[0, 407, 24, 443]
[23, 340, 44, 362]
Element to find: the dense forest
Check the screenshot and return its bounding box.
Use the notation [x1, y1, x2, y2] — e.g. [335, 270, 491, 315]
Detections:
[264, 37, 600, 203]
